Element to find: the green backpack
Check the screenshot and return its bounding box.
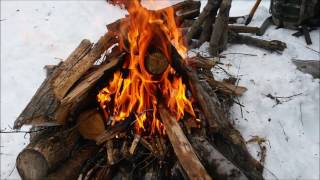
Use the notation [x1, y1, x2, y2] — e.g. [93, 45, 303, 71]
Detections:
[270, 0, 320, 29]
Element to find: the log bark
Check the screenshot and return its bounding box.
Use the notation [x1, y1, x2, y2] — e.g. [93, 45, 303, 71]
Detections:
[190, 136, 248, 180]
[228, 32, 287, 52]
[14, 32, 117, 129]
[16, 128, 80, 180]
[209, 0, 232, 56]
[47, 144, 99, 180]
[158, 103, 211, 180]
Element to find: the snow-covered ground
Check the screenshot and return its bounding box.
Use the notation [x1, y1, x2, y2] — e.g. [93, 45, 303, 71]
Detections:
[1, 0, 319, 179]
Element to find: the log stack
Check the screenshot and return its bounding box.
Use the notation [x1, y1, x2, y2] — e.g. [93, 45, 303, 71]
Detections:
[14, 1, 266, 180]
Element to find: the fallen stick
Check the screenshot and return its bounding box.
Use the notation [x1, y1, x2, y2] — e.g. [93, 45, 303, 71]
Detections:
[158, 103, 211, 180]
[228, 31, 287, 52]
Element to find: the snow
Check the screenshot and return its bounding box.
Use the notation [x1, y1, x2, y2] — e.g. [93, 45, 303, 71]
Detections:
[1, 0, 319, 179]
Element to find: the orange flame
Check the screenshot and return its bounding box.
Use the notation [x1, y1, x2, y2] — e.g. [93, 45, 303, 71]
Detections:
[97, 0, 194, 134]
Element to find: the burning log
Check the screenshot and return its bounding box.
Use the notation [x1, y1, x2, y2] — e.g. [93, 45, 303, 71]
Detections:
[47, 144, 98, 180]
[145, 51, 169, 75]
[190, 136, 248, 180]
[95, 115, 134, 145]
[14, 32, 117, 129]
[16, 128, 80, 180]
[158, 103, 211, 180]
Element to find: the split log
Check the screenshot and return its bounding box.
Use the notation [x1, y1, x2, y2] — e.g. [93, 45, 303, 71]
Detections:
[229, 32, 287, 52]
[16, 128, 80, 180]
[47, 144, 99, 180]
[56, 53, 125, 124]
[190, 136, 248, 180]
[145, 51, 169, 75]
[158, 103, 211, 180]
[14, 32, 117, 129]
[209, 0, 232, 56]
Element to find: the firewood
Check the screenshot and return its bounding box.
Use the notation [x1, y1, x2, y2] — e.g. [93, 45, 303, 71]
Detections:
[16, 128, 80, 180]
[209, 0, 232, 56]
[47, 144, 99, 180]
[190, 136, 248, 180]
[228, 31, 287, 52]
[106, 140, 115, 165]
[95, 116, 134, 145]
[14, 32, 117, 129]
[229, 25, 260, 34]
[129, 134, 141, 155]
[145, 51, 169, 75]
[158, 103, 211, 180]
[77, 109, 106, 141]
[171, 162, 188, 180]
[57, 53, 125, 124]
[187, 0, 222, 43]
[206, 78, 248, 97]
[186, 56, 219, 70]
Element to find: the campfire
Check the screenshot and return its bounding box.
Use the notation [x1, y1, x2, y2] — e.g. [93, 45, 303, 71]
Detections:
[14, 1, 268, 180]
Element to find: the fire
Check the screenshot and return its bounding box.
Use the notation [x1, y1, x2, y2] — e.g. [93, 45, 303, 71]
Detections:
[97, 0, 194, 134]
